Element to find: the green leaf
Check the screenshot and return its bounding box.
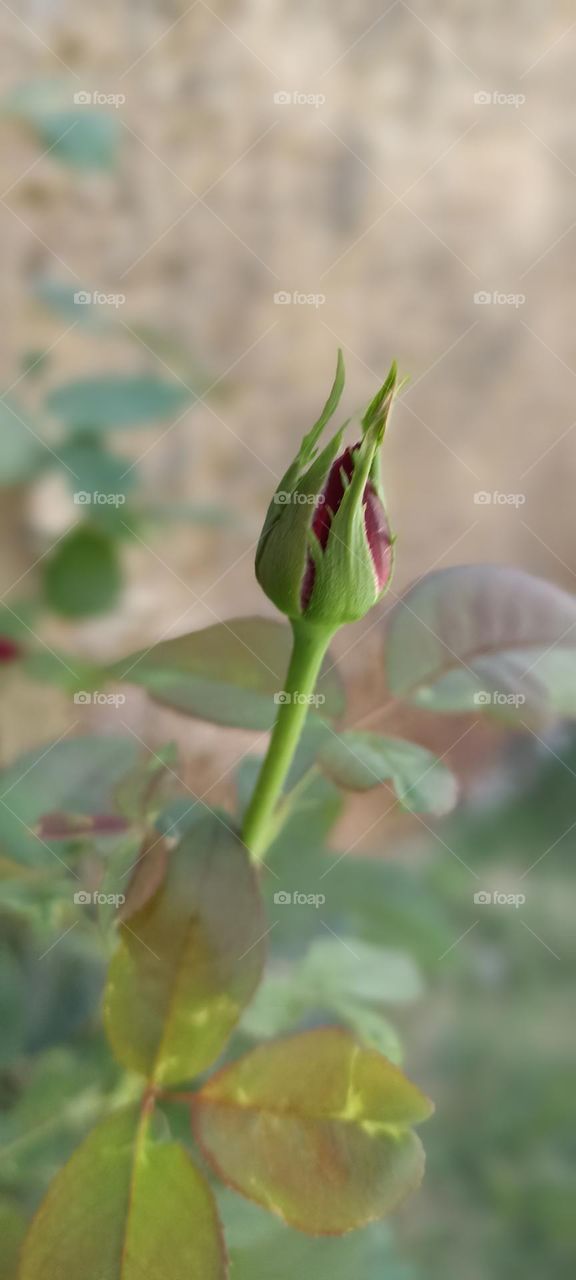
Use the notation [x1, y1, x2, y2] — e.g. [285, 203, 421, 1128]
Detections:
[319, 731, 459, 815]
[221, 1190, 416, 1280]
[104, 811, 266, 1086]
[242, 939, 420, 1063]
[111, 617, 344, 731]
[43, 526, 122, 616]
[33, 277, 115, 327]
[114, 743, 178, 823]
[301, 937, 423, 1005]
[0, 735, 140, 868]
[0, 399, 46, 486]
[0, 1199, 27, 1278]
[46, 375, 191, 430]
[59, 437, 135, 512]
[385, 565, 576, 723]
[6, 80, 120, 170]
[194, 1028, 433, 1234]
[19, 1107, 227, 1279]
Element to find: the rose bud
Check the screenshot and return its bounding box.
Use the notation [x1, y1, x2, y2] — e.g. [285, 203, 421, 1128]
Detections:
[256, 353, 399, 629]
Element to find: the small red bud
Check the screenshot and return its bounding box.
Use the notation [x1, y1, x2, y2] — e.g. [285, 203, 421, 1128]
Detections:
[301, 445, 393, 611]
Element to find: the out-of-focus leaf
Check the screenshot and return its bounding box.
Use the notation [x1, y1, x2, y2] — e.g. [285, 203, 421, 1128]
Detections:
[194, 1028, 433, 1233]
[19, 1107, 227, 1279]
[0, 735, 140, 868]
[59, 438, 135, 518]
[114, 743, 178, 822]
[0, 399, 46, 486]
[0, 1199, 27, 1278]
[242, 939, 419, 1063]
[104, 811, 266, 1085]
[385, 565, 576, 722]
[46, 375, 191, 430]
[6, 80, 120, 169]
[301, 937, 423, 1005]
[0, 946, 26, 1065]
[111, 617, 344, 731]
[221, 1190, 416, 1279]
[319, 731, 459, 815]
[33, 278, 115, 326]
[43, 526, 122, 617]
[0, 1045, 122, 1198]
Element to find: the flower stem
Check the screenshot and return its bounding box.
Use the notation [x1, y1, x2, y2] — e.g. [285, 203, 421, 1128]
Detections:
[242, 619, 335, 861]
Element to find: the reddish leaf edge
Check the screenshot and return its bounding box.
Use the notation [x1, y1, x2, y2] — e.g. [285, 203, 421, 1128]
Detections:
[190, 1027, 434, 1238]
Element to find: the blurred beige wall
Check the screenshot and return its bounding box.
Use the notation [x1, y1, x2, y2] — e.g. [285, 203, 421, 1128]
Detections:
[1, 1, 575, 819]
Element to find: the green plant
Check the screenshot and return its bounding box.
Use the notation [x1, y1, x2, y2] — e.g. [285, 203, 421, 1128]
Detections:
[3, 355, 576, 1276]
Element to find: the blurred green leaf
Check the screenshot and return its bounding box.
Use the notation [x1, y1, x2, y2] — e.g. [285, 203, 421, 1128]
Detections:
[111, 617, 344, 731]
[0, 945, 26, 1065]
[19, 1107, 227, 1279]
[104, 811, 266, 1085]
[0, 734, 140, 868]
[194, 1029, 434, 1233]
[242, 938, 420, 1063]
[319, 731, 459, 814]
[302, 936, 423, 1004]
[6, 82, 120, 170]
[114, 742, 178, 823]
[385, 565, 576, 722]
[221, 1190, 417, 1279]
[46, 375, 192, 430]
[0, 400, 46, 486]
[43, 527, 122, 617]
[0, 1199, 27, 1277]
[59, 438, 135, 515]
[0, 1044, 122, 1199]
[33, 278, 113, 327]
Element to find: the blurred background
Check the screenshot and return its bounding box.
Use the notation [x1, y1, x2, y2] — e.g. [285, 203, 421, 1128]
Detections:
[0, 2, 575, 1277]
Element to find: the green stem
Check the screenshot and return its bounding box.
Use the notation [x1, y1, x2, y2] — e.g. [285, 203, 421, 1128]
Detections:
[242, 618, 334, 861]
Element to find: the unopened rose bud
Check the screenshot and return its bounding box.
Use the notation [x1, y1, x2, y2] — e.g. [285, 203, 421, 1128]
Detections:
[256, 353, 398, 628]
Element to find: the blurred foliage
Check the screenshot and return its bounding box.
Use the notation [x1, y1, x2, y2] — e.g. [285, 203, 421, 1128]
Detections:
[1, 717, 574, 1272]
